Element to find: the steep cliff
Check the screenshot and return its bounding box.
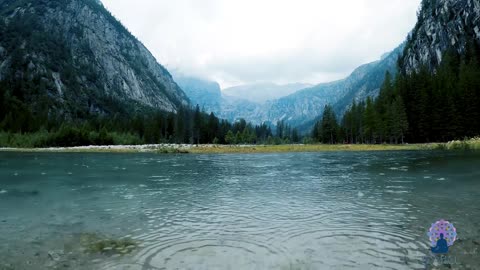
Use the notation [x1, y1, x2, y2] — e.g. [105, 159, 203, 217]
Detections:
[401, 0, 480, 73]
[0, 0, 189, 118]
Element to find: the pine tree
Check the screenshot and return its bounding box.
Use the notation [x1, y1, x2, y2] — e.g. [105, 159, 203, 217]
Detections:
[174, 107, 185, 143]
[312, 121, 320, 142]
[320, 105, 338, 144]
[292, 128, 300, 143]
[207, 112, 219, 143]
[225, 130, 235, 145]
[391, 96, 409, 144]
[193, 105, 202, 144]
[276, 120, 285, 139]
[376, 72, 394, 142]
[363, 97, 378, 143]
[166, 112, 175, 141]
[458, 56, 480, 137]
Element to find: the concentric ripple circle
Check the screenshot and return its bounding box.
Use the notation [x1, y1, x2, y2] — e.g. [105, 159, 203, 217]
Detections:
[1, 152, 480, 270]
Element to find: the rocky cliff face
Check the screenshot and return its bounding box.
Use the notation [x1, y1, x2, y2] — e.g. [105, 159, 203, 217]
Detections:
[0, 0, 189, 116]
[171, 75, 263, 124]
[173, 75, 222, 112]
[402, 0, 480, 73]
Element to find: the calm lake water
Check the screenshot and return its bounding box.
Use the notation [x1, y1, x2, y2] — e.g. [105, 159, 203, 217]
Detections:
[0, 151, 479, 270]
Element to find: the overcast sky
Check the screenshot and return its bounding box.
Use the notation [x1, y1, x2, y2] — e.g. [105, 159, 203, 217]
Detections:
[101, 0, 421, 89]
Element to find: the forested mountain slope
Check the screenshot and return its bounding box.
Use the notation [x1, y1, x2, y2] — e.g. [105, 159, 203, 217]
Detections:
[314, 0, 480, 144]
[0, 0, 189, 132]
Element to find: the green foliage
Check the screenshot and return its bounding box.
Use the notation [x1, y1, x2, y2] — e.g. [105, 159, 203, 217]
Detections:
[363, 97, 378, 143]
[272, 120, 299, 144]
[79, 233, 137, 255]
[0, 0, 296, 148]
[313, 40, 480, 144]
[225, 130, 235, 144]
[312, 105, 339, 144]
[433, 138, 480, 151]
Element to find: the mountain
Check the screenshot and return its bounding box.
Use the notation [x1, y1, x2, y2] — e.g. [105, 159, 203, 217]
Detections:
[218, 96, 264, 124]
[0, 0, 189, 119]
[393, 0, 480, 142]
[177, 46, 402, 129]
[277, 0, 480, 133]
[401, 0, 480, 74]
[172, 75, 263, 123]
[247, 45, 403, 130]
[173, 75, 221, 112]
[331, 0, 480, 145]
[223, 83, 312, 104]
[331, 44, 404, 115]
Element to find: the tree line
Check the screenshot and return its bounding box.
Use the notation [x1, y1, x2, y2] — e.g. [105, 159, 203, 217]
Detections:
[0, 83, 304, 147]
[0, 5, 301, 147]
[312, 41, 480, 144]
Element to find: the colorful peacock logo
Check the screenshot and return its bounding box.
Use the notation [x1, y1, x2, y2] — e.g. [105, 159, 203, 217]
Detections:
[427, 219, 457, 254]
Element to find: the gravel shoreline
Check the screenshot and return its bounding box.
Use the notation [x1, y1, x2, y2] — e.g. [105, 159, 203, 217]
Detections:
[0, 144, 195, 153]
[0, 143, 431, 154]
[0, 144, 264, 153]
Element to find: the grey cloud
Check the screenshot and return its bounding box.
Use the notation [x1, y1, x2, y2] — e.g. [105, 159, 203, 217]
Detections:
[101, 0, 422, 87]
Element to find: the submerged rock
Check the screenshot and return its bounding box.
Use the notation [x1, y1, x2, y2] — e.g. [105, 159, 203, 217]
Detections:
[79, 233, 138, 256]
[47, 250, 63, 262]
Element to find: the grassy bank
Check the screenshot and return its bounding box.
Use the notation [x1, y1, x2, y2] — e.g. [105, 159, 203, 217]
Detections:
[187, 138, 480, 154]
[0, 144, 190, 154]
[0, 130, 143, 148]
[1, 138, 478, 154]
[432, 137, 480, 151]
[187, 144, 427, 154]
[0, 143, 432, 154]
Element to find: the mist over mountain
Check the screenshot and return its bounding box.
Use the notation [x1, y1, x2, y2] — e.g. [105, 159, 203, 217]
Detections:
[265, 44, 403, 129]
[175, 0, 480, 139]
[223, 83, 312, 104]
[172, 75, 262, 124]
[1, 0, 478, 143]
[177, 46, 402, 131]
[173, 75, 222, 112]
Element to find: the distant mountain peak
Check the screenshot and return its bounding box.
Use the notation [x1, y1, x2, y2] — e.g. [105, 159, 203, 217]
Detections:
[222, 82, 313, 104]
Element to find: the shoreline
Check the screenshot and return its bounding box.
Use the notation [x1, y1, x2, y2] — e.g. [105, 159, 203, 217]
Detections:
[0, 143, 437, 154]
[1, 138, 478, 154]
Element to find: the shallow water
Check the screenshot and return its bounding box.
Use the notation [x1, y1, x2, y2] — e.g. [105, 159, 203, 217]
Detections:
[0, 151, 479, 270]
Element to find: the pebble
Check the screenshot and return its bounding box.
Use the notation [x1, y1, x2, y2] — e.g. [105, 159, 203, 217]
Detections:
[48, 250, 63, 261]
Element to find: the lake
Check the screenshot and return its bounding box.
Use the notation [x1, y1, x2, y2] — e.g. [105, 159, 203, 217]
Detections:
[0, 151, 479, 269]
